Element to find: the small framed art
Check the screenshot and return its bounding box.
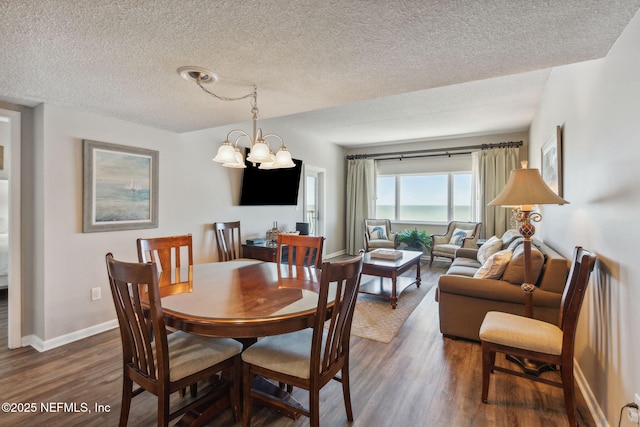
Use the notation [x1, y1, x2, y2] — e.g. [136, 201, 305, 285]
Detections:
[541, 125, 563, 197]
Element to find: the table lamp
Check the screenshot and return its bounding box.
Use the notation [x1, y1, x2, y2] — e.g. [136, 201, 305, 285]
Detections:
[488, 161, 568, 318]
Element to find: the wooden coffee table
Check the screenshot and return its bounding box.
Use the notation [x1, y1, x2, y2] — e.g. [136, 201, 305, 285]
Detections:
[359, 250, 422, 309]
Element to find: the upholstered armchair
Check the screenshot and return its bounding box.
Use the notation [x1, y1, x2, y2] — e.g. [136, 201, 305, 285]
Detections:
[364, 219, 398, 252]
[430, 221, 481, 266]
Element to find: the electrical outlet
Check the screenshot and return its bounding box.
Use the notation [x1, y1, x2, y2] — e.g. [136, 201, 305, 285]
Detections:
[91, 287, 101, 301]
[628, 393, 640, 424]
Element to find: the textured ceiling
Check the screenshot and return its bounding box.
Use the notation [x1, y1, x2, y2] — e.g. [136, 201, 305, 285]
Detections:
[1, 0, 639, 146]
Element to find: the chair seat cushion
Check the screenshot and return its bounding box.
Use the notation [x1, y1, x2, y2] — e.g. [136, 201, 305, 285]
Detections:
[168, 331, 243, 381]
[368, 239, 395, 249]
[432, 243, 459, 257]
[242, 328, 324, 379]
[479, 311, 563, 355]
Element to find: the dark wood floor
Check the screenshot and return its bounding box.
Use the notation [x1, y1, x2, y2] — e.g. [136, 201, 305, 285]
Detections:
[0, 261, 596, 426]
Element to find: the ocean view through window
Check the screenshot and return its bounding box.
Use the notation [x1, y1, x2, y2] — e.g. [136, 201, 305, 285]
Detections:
[376, 172, 472, 222]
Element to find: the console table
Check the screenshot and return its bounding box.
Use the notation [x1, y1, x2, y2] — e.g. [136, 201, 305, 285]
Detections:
[242, 242, 277, 262]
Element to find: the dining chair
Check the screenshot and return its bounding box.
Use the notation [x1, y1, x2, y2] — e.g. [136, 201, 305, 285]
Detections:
[241, 254, 364, 427]
[136, 234, 193, 272]
[105, 253, 243, 427]
[214, 221, 243, 262]
[276, 234, 325, 268]
[479, 246, 597, 427]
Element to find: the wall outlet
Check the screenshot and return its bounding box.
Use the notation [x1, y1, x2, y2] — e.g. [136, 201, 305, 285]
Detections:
[628, 393, 640, 424]
[91, 287, 101, 301]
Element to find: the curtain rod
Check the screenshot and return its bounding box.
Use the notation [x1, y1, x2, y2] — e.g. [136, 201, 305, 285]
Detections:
[346, 140, 523, 161]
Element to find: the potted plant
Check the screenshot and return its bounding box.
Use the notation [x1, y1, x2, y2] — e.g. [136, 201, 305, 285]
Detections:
[397, 228, 432, 252]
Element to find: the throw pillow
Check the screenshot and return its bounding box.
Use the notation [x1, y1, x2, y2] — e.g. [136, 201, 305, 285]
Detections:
[368, 225, 388, 240]
[477, 235, 503, 264]
[473, 249, 513, 280]
[500, 229, 522, 248]
[502, 243, 545, 285]
[449, 228, 472, 246]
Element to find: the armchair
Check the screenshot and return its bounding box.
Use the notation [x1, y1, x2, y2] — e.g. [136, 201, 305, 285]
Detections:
[430, 221, 481, 266]
[364, 219, 398, 252]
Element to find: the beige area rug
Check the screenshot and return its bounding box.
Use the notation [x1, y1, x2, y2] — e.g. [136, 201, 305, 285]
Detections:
[349, 278, 433, 344]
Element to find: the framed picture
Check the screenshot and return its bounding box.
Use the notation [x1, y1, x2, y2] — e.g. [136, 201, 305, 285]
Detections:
[83, 140, 159, 232]
[541, 125, 563, 197]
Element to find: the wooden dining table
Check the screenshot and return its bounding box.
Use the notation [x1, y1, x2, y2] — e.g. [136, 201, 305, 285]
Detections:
[154, 259, 326, 339]
[145, 259, 327, 424]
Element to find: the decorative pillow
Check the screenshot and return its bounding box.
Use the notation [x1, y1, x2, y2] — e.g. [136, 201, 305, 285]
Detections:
[473, 249, 513, 280]
[500, 229, 522, 248]
[449, 228, 472, 246]
[502, 243, 545, 285]
[368, 225, 388, 240]
[477, 236, 503, 264]
[507, 236, 525, 251]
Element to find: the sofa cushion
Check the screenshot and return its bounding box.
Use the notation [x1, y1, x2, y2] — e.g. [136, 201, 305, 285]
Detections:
[449, 228, 472, 245]
[474, 249, 513, 279]
[477, 236, 503, 264]
[501, 243, 544, 285]
[367, 225, 388, 240]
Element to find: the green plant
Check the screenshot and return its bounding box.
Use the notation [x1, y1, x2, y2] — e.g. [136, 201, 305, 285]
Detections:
[397, 228, 431, 251]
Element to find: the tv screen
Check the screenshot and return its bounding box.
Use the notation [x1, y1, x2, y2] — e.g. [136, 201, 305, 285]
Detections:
[239, 153, 303, 206]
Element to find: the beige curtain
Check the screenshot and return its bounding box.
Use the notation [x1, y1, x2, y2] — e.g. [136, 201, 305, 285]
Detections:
[346, 159, 376, 255]
[472, 147, 519, 238]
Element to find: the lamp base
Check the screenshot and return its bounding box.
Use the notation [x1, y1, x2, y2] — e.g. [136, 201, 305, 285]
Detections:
[506, 355, 556, 376]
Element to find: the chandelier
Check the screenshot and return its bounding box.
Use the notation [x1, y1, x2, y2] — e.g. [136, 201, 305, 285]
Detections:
[178, 66, 295, 169]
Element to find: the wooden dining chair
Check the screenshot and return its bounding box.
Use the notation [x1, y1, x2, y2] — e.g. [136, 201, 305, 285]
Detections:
[276, 234, 325, 268]
[214, 221, 243, 262]
[241, 255, 364, 427]
[137, 234, 193, 272]
[479, 246, 597, 427]
[105, 253, 243, 427]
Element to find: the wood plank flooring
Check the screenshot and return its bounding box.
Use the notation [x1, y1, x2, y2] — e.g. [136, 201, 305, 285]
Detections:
[0, 261, 596, 426]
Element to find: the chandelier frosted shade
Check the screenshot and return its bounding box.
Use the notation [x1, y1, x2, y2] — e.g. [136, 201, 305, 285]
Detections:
[213, 141, 237, 163]
[273, 146, 295, 168]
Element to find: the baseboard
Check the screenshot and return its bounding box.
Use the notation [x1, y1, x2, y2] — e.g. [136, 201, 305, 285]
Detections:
[22, 319, 119, 352]
[575, 359, 609, 427]
[326, 249, 346, 259]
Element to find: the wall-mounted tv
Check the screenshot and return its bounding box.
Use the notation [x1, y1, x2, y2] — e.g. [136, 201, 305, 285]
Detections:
[239, 151, 303, 206]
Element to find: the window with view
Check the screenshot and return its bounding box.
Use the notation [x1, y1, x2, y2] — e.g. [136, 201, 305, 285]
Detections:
[376, 172, 472, 222]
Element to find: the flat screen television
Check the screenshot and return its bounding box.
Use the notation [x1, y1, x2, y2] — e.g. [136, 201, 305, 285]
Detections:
[239, 152, 303, 206]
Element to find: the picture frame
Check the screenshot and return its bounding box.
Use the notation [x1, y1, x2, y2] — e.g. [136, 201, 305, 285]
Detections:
[541, 125, 563, 197]
[83, 140, 159, 233]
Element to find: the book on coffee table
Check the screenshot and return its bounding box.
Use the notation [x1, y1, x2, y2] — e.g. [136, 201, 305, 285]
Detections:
[370, 249, 403, 260]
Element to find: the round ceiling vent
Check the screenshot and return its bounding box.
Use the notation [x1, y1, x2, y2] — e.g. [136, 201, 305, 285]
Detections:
[177, 66, 219, 84]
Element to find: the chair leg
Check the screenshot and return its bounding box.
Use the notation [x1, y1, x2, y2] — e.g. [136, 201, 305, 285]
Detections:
[231, 357, 242, 422]
[429, 253, 434, 266]
[242, 364, 253, 427]
[341, 365, 354, 421]
[309, 388, 321, 427]
[481, 341, 495, 403]
[158, 388, 170, 427]
[119, 377, 133, 427]
[560, 361, 578, 427]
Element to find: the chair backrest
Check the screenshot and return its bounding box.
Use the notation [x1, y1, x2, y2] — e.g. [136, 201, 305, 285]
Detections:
[558, 247, 597, 354]
[105, 253, 169, 386]
[312, 256, 363, 380]
[214, 221, 242, 262]
[137, 234, 193, 272]
[276, 234, 325, 268]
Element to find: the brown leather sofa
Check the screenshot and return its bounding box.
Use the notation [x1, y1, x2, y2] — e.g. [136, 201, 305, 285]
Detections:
[435, 237, 569, 341]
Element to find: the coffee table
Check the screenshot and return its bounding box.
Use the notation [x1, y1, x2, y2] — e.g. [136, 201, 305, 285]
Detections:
[359, 250, 422, 309]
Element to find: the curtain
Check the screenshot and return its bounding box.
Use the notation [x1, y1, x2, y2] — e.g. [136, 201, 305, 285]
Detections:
[346, 159, 376, 255]
[472, 147, 519, 238]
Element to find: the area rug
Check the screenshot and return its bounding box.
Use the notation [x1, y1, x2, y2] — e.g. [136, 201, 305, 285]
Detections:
[349, 279, 433, 343]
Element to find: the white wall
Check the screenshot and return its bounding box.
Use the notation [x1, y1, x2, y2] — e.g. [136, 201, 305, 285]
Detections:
[28, 103, 346, 344]
[529, 9, 640, 425]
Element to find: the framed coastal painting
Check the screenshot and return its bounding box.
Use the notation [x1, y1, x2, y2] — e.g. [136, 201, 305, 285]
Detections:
[83, 140, 159, 232]
[541, 125, 563, 197]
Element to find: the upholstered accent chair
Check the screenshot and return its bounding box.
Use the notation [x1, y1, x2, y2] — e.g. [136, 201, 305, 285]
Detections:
[429, 221, 481, 266]
[364, 219, 398, 252]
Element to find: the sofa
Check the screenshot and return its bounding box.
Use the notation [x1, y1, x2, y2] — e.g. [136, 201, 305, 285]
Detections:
[435, 231, 569, 341]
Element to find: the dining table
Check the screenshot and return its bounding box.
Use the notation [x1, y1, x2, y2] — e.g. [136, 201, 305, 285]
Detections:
[144, 259, 328, 424]
[153, 259, 326, 339]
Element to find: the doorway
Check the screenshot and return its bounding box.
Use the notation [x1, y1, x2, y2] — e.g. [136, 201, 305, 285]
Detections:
[0, 108, 22, 349]
[304, 165, 325, 238]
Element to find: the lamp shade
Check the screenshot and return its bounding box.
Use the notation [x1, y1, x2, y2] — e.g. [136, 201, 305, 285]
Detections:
[273, 146, 295, 168]
[213, 141, 236, 163]
[488, 166, 568, 208]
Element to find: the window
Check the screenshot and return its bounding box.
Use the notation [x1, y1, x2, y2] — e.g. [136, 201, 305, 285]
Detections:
[376, 172, 472, 222]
